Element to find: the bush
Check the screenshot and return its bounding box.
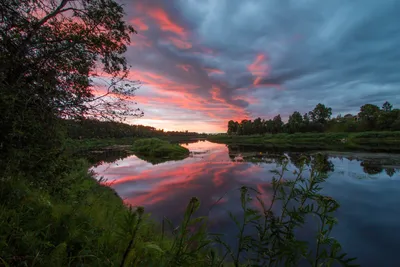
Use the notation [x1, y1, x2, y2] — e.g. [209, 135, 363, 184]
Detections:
[132, 138, 189, 158]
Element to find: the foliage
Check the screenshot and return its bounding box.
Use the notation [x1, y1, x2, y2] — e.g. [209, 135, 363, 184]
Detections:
[309, 103, 332, 124]
[0, 156, 357, 267]
[358, 104, 380, 129]
[211, 157, 357, 267]
[132, 138, 190, 163]
[0, 159, 167, 266]
[0, 0, 141, 179]
[226, 102, 400, 135]
[382, 101, 393, 112]
[287, 111, 304, 133]
[66, 118, 205, 139]
[0, 0, 141, 120]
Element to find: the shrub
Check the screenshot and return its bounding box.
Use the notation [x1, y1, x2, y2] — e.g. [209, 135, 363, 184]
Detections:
[133, 138, 189, 158]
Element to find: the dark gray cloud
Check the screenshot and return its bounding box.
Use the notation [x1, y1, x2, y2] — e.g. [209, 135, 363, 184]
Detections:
[118, 0, 400, 130]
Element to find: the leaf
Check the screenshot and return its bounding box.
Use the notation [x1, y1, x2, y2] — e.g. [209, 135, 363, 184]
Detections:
[228, 211, 241, 229]
[143, 242, 164, 254]
[188, 216, 206, 226]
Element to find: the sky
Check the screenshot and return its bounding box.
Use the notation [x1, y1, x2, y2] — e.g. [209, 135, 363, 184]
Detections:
[112, 0, 400, 133]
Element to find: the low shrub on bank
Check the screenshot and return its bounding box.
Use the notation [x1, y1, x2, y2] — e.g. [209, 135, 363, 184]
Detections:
[133, 138, 190, 158]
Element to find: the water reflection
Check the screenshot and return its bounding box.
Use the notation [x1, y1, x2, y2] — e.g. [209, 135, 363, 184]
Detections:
[81, 149, 130, 167]
[92, 141, 400, 266]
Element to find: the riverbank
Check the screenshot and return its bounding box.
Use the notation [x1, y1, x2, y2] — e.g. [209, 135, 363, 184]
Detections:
[66, 136, 205, 151]
[207, 131, 400, 152]
[0, 159, 177, 266]
[67, 137, 191, 164]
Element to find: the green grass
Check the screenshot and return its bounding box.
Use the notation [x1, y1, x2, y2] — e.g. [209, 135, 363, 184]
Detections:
[207, 131, 400, 152]
[0, 159, 175, 266]
[66, 136, 205, 152]
[0, 156, 358, 266]
[132, 138, 190, 163]
[65, 137, 136, 151]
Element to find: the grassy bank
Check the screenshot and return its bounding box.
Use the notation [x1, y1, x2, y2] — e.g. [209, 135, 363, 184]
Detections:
[0, 159, 176, 266]
[66, 137, 137, 151]
[66, 136, 203, 151]
[132, 138, 190, 164]
[207, 131, 400, 152]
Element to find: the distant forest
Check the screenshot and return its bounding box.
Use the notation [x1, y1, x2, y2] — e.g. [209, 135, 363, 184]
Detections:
[66, 119, 205, 139]
[227, 102, 400, 135]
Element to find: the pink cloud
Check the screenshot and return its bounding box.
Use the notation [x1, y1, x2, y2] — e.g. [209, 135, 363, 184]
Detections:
[248, 53, 270, 85]
[130, 17, 149, 31]
[147, 7, 186, 37]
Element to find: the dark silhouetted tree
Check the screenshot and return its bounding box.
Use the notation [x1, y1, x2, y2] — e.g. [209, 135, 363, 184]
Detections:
[309, 103, 332, 124]
[272, 115, 283, 134]
[382, 101, 393, 112]
[227, 120, 237, 134]
[287, 111, 304, 133]
[358, 104, 380, 130]
[0, 0, 142, 175]
[253, 117, 263, 134]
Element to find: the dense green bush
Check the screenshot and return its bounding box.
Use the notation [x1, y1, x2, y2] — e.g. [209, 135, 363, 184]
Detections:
[133, 138, 190, 158]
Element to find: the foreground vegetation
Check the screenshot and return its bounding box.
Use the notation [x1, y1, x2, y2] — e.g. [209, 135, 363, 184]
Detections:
[0, 156, 358, 266]
[208, 131, 400, 152]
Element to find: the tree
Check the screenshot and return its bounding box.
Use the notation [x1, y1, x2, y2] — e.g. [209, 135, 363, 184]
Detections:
[272, 115, 283, 134]
[253, 117, 263, 134]
[376, 109, 399, 130]
[358, 104, 380, 130]
[309, 103, 332, 124]
[241, 120, 254, 135]
[358, 104, 380, 121]
[302, 113, 310, 131]
[1, 0, 142, 119]
[1, 0, 141, 175]
[287, 111, 303, 133]
[227, 120, 238, 134]
[382, 101, 393, 112]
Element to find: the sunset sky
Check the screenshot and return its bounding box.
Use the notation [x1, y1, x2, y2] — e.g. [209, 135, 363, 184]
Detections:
[113, 0, 400, 133]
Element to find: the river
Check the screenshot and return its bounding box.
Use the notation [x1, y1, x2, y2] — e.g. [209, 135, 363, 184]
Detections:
[91, 140, 400, 266]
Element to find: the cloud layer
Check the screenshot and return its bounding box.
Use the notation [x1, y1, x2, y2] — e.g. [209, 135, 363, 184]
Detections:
[117, 0, 400, 132]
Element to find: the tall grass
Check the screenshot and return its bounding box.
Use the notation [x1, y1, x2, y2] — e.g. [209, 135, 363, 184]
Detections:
[0, 156, 357, 266]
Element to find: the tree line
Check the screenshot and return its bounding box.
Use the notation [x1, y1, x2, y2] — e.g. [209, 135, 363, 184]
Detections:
[66, 119, 204, 139]
[227, 102, 400, 135]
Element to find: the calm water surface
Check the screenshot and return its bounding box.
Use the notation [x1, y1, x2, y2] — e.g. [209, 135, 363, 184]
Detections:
[92, 141, 400, 266]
